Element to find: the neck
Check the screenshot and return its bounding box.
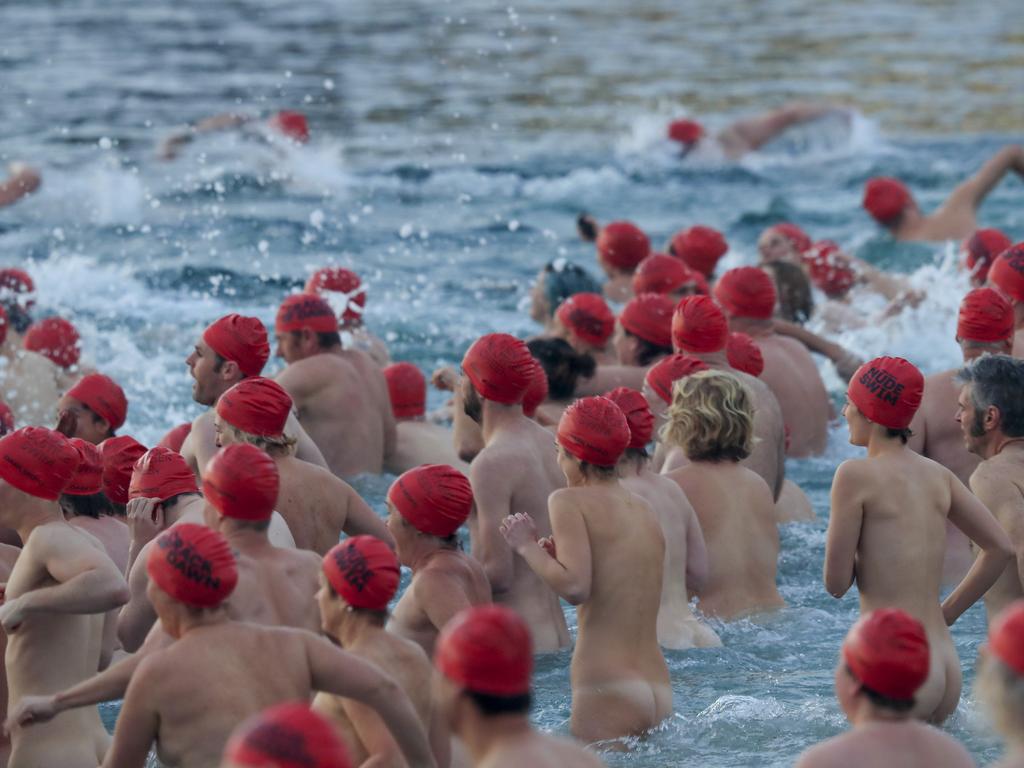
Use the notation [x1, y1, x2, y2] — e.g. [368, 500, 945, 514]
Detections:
[865, 433, 907, 458]
[461, 714, 533, 763]
[223, 523, 271, 550]
[481, 402, 526, 444]
[850, 700, 911, 726]
[694, 350, 728, 367]
[892, 207, 922, 237]
[174, 607, 228, 637]
[730, 317, 773, 336]
[13, 500, 64, 542]
[986, 435, 1024, 461]
[572, 472, 618, 489]
[334, 613, 384, 649]
[406, 536, 449, 571]
[165, 495, 203, 527]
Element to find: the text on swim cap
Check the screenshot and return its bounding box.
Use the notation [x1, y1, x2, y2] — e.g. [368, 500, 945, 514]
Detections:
[157, 532, 222, 591]
[279, 298, 333, 325]
[334, 544, 371, 592]
[244, 723, 316, 767]
[858, 366, 904, 406]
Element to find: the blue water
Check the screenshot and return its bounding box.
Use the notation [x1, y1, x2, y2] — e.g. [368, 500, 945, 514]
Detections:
[5, 0, 1024, 764]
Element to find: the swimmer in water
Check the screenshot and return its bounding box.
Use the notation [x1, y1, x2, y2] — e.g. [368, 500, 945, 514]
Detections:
[460, 334, 569, 652]
[0, 428, 129, 768]
[182, 313, 328, 481]
[825, 356, 1012, 723]
[502, 396, 671, 743]
[157, 109, 310, 160]
[315, 536, 450, 768]
[213, 376, 391, 554]
[632, 253, 709, 303]
[592, 221, 651, 303]
[24, 316, 83, 373]
[795, 610, 975, 768]
[0, 163, 40, 207]
[553, 293, 617, 365]
[385, 464, 490, 657]
[384, 362, 470, 474]
[863, 144, 1024, 241]
[223, 703, 354, 768]
[306, 267, 391, 367]
[715, 266, 832, 457]
[97, 524, 436, 768]
[525, 338, 596, 424]
[117, 445, 296, 651]
[605, 386, 720, 650]
[435, 605, 607, 768]
[662, 370, 785, 620]
[962, 228, 1012, 288]
[988, 244, 1024, 358]
[667, 102, 850, 160]
[529, 259, 603, 337]
[664, 296, 786, 501]
[975, 602, 1024, 768]
[909, 289, 1015, 586]
[955, 355, 1024, 625]
[667, 226, 729, 282]
[274, 294, 397, 477]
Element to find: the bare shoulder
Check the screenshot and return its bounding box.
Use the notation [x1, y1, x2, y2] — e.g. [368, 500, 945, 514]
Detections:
[793, 734, 847, 768]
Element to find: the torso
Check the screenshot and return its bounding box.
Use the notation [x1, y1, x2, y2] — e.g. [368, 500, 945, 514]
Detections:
[275, 455, 353, 554]
[228, 543, 322, 631]
[0, 348, 62, 428]
[388, 421, 470, 475]
[68, 516, 129, 574]
[0, 545, 20, 768]
[667, 461, 784, 620]
[477, 732, 606, 768]
[754, 333, 830, 457]
[797, 721, 975, 768]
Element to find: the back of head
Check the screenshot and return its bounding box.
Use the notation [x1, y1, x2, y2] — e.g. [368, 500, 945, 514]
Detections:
[202, 314, 270, 378]
[99, 435, 147, 506]
[989, 243, 1024, 304]
[462, 333, 534, 406]
[847, 357, 924, 435]
[644, 353, 709, 406]
[596, 221, 651, 273]
[147, 523, 237, 609]
[726, 332, 765, 377]
[224, 702, 352, 768]
[275, 293, 340, 341]
[383, 362, 426, 420]
[539, 260, 601, 318]
[216, 377, 294, 438]
[619, 293, 676, 355]
[670, 226, 728, 277]
[556, 396, 630, 470]
[0, 426, 80, 501]
[863, 177, 912, 228]
[24, 317, 81, 369]
[667, 118, 704, 152]
[963, 229, 1012, 286]
[322, 536, 400, 613]
[129, 446, 199, 504]
[803, 241, 856, 300]
[842, 609, 929, 711]
[661, 369, 754, 462]
[671, 295, 728, 354]
[388, 463, 473, 538]
[714, 266, 777, 320]
[957, 288, 1014, 348]
[555, 292, 614, 348]
[268, 110, 310, 143]
[604, 387, 654, 451]
[526, 337, 595, 400]
[305, 267, 367, 327]
[956, 354, 1024, 439]
[204, 444, 279, 523]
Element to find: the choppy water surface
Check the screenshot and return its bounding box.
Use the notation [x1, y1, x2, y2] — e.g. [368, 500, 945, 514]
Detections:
[5, 0, 1024, 764]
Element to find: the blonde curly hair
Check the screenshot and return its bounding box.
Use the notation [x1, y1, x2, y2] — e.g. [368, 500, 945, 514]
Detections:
[217, 420, 297, 456]
[660, 369, 754, 462]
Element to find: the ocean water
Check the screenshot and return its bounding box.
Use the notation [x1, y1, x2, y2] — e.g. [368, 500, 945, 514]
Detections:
[4, 0, 1023, 765]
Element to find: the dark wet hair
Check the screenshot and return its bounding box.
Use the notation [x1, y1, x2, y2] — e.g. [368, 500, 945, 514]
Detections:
[956, 354, 1024, 438]
[539, 261, 601, 318]
[527, 338, 596, 399]
[2, 303, 33, 334]
[763, 261, 814, 325]
[579, 460, 618, 479]
[847, 666, 915, 713]
[288, 330, 343, 350]
[466, 690, 532, 716]
[886, 428, 913, 444]
[623, 446, 649, 462]
[60, 492, 116, 520]
[624, 330, 673, 367]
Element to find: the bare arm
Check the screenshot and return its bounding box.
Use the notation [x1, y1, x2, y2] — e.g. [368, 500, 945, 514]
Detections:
[427, 702, 451, 768]
[972, 470, 1024, 591]
[504, 493, 592, 605]
[772, 320, 864, 381]
[824, 461, 866, 598]
[416, 570, 474, 633]
[448, 375, 485, 463]
[942, 471, 1012, 625]
[306, 635, 436, 768]
[101, 659, 161, 768]
[116, 555, 157, 652]
[572, 365, 646, 397]
[719, 102, 846, 153]
[287, 411, 330, 470]
[157, 113, 252, 160]
[947, 145, 1024, 211]
[683, 502, 710, 594]
[468, 457, 517, 595]
[0, 165, 41, 207]
[341, 483, 394, 546]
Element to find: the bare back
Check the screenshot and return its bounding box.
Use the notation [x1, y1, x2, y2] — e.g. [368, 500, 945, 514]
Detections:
[970, 448, 1024, 623]
[754, 334, 830, 457]
[388, 420, 470, 475]
[796, 721, 976, 768]
[479, 732, 606, 768]
[469, 418, 569, 651]
[228, 544, 322, 631]
[667, 461, 784, 620]
[0, 349, 61, 428]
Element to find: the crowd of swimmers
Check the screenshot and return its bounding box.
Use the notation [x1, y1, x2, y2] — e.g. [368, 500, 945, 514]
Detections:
[0, 109, 1023, 768]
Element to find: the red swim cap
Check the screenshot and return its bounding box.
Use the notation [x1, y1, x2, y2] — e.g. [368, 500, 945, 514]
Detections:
[0, 306, 7, 346]
[766, 223, 812, 253]
[305, 268, 366, 326]
[129, 446, 199, 502]
[322, 536, 400, 612]
[225, 702, 352, 768]
[645, 354, 709, 405]
[633, 253, 708, 296]
[714, 266, 777, 320]
[863, 177, 912, 225]
[65, 438, 103, 496]
[275, 294, 340, 335]
[147, 523, 237, 608]
[843, 609, 929, 701]
[604, 387, 654, 449]
[383, 362, 426, 419]
[269, 111, 310, 144]
[204, 444, 279, 522]
[0, 427, 79, 501]
[957, 288, 1014, 344]
[23, 317, 81, 368]
[435, 605, 533, 696]
[963, 229, 1012, 285]
[0, 268, 35, 306]
[0, 401, 13, 435]
[99, 435, 147, 505]
[202, 314, 270, 378]
[522, 360, 548, 419]
[804, 240, 856, 298]
[847, 356, 924, 430]
[989, 243, 1024, 303]
[157, 423, 192, 453]
[670, 226, 728, 277]
[726, 332, 765, 377]
[672, 295, 729, 354]
[557, 395, 630, 467]
[555, 292, 614, 347]
[619, 293, 676, 349]
[667, 119, 704, 146]
[388, 464, 473, 537]
[990, 601, 1024, 678]
[461, 333, 534, 406]
[597, 221, 651, 271]
[216, 377, 293, 437]
[66, 373, 128, 431]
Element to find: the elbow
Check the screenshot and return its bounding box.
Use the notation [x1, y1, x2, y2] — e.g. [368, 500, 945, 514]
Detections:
[111, 584, 131, 608]
[484, 566, 512, 596]
[562, 584, 590, 606]
[823, 573, 849, 599]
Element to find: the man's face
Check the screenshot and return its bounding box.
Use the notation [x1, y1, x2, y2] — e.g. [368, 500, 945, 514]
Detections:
[462, 378, 483, 425]
[55, 395, 108, 444]
[956, 384, 988, 454]
[187, 338, 228, 407]
[275, 331, 310, 364]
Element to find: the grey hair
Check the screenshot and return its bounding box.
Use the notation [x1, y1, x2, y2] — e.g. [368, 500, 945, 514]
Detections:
[955, 354, 1024, 438]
